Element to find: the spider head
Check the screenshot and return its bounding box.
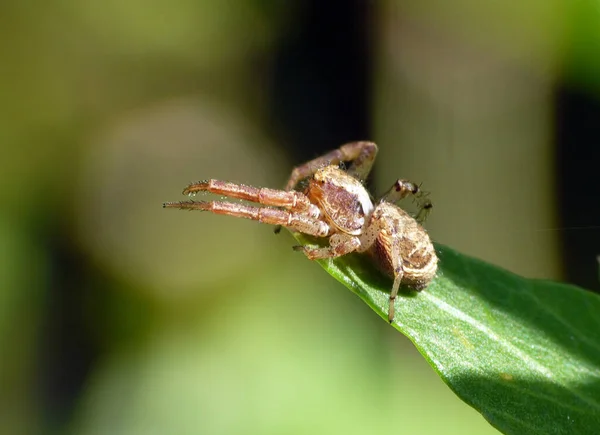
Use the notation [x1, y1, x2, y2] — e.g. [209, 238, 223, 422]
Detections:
[306, 165, 374, 236]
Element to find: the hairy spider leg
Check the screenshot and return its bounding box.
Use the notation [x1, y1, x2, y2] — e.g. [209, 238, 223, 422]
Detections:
[182, 180, 320, 217]
[293, 233, 361, 259]
[355, 209, 405, 323]
[386, 234, 404, 323]
[284, 141, 378, 191]
[163, 200, 330, 237]
[380, 179, 433, 224]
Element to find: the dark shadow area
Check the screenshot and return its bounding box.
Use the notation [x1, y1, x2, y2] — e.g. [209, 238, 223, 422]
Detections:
[36, 222, 101, 429]
[556, 85, 600, 293]
[268, 0, 372, 162]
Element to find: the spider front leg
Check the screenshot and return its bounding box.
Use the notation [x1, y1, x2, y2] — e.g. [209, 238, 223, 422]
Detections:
[380, 179, 433, 224]
[163, 200, 330, 237]
[284, 141, 378, 191]
[181, 179, 320, 217]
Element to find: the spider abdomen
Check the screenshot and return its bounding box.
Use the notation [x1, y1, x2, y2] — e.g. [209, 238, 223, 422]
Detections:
[367, 203, 437, 290]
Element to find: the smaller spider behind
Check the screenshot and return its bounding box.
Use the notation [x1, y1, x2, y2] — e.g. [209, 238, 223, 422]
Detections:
[163, 141, 438, 323]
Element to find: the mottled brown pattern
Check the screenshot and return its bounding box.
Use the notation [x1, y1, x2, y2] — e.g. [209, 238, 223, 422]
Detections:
[308, 177, 364, 233]
[368, 204, 437, 290]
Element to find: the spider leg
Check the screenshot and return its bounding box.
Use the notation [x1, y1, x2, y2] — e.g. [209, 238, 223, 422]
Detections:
[388, 247, 404, 323]
[379, 179, 433, 224]
[284, 141, 378, 191]
[163, 200, 330, 237]
[293, 233, 361, 259]
[357, 213, 404, 323]
[182, 180, 320, 217]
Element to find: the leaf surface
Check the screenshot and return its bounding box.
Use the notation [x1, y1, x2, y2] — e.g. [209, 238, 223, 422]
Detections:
[297, 238, 600, 435]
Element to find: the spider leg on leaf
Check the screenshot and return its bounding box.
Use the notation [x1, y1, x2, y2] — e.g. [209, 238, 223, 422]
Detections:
[293, 233, 361, 259]
[354, 206, 405, 323]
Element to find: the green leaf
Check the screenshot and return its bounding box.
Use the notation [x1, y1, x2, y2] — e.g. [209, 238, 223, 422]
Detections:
[296, 237, 600, 435]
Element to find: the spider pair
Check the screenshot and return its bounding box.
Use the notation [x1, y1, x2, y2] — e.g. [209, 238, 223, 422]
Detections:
[163, 141, 438, 322]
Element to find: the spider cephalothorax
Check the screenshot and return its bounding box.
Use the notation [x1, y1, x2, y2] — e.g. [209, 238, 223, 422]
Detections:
[164, 141, 437, 322]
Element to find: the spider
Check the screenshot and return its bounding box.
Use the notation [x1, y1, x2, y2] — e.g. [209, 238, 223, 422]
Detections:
[163, 141, 438, 322]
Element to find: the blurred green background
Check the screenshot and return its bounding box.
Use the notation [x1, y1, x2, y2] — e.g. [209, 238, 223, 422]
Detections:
[2, 1, 600, 434]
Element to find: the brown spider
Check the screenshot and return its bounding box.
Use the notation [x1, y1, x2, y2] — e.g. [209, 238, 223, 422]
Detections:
[163, 141, 437, 322]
